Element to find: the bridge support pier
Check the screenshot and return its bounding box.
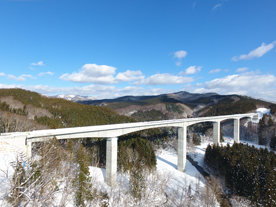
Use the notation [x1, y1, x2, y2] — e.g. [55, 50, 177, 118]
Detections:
[213, 122, 220, 145]
[106, 137, 118, 186]
[178, 126, 187, 172]
[25, 140, 32, 158]
[234, 119, 240, 143]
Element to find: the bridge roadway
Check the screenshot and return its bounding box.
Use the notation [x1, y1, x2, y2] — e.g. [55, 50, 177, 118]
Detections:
[0, 113, 259, 186]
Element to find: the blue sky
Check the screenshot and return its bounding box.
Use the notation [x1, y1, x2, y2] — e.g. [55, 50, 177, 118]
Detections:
[0, 0, 276, 102]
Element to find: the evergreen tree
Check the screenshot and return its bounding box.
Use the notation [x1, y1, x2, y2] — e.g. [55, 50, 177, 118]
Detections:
[118, 136, 156, 172]
[204, 143, 276, 205]
[129, 163, 145, 200]
[75, 144, 92, 207]
[270, 135, 276, 150]
[192, 133, 201, 145]
[67, 139, 74, 154]
[220, 130, 224, 142]
[259, 117, 265, 128]
[268, 116, 274, 126]
[258, 131, 266, 145]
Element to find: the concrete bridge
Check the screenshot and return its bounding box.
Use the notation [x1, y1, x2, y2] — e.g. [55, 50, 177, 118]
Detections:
[0, 113, 259, 185]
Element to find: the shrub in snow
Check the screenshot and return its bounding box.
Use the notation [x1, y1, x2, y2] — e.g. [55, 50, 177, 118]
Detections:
[192, 133, 201, 145]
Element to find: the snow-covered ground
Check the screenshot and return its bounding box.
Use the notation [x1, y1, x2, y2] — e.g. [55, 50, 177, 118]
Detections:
[82, 148, 219, 207]
[0, 142, 219, 206]
[0, 139, 265, 207]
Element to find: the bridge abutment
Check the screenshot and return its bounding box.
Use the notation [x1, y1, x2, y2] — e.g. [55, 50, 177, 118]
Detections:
[106, 137, 118, 186]
[234, 119, 240, 143]
[213, 122, 220, 145]
[177, 125, 187, 172]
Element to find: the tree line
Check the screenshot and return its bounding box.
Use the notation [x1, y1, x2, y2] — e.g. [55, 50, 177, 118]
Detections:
[205, 143, 276, 206]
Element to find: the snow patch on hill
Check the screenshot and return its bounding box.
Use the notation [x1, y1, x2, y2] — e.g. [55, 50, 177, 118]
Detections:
[256, 108, 271, 118]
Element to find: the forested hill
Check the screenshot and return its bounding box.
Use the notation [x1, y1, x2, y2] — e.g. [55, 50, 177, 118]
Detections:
[0, 89, 134, 132]
[196, 96, 273, 117]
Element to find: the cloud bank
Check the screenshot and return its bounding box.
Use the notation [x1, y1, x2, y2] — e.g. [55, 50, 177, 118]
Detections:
[194, 72, 276, 102]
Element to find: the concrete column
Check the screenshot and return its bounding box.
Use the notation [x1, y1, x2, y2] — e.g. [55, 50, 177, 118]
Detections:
[25, 139, 32, 158]
[213, 122, 220, 145]
[106, 137, 118, 186]
[178, 126, 187, 172]
[234, 119, 240, 143]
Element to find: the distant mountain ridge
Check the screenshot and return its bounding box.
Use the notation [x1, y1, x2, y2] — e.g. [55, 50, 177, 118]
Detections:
[52, 94, 96, 102]
[77, 91, 274, 121]
[169, 91, 219, 102]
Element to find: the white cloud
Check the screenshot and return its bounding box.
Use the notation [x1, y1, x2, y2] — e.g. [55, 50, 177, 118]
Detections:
[212, 4, 222, 11]
[31, 61, 45, 66]
[174, 50, 188, 59]
[60, 63, 117, 84]
[173, 50, 188, 66]
[60, 64, 147, 85]
[21, 84, 174, 100]
[61, 63, 197, 86]
[176, 61, 182, 67]
[232, 41, 276, 61]
[179, 66, 202, 75]
[38, 71, 54, 77]
[236, 67, 249, 73]
[7, 74, 36, 81]
[193, 87, 221, 94]
[118, 86, 144, 93]
[81, 63, 116, 77]
[0, 73, 6, 76]
[194, 72, 276, 102]
[141, 73, 194, 85]
[115, 70, 144, 82]
[25, 84, 116, 98]
[205, 74, 275, 89]
[209, 69, 222, 74]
